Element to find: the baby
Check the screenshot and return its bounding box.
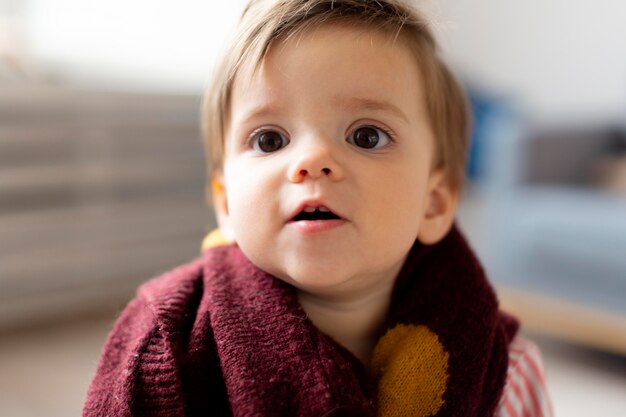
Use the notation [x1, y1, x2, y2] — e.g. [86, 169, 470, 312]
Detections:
[84, 1, 552, 416]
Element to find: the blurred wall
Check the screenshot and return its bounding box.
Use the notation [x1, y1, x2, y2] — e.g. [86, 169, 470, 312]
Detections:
[439, 0, 626, 125]
[20, 0, 250, 92]
[10, 0, 625, 125]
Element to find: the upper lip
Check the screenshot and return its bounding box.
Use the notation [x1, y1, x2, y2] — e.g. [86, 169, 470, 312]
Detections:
[289, 200, 344, 222]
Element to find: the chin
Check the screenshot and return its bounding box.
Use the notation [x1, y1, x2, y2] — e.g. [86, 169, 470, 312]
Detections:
[276, 264, 354, 293]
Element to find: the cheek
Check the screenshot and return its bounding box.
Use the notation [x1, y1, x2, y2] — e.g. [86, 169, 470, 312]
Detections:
[372, 162, 429, 213]
[224, 162, 277, 231]
[364, 162, 430, 244]
[226, 178, 257, 222]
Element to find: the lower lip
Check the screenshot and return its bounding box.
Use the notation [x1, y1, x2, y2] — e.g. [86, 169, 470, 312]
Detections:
[289, 219, 346, 234]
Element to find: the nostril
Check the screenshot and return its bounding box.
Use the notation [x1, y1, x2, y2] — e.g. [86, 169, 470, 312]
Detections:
[289, 166, 334, 182]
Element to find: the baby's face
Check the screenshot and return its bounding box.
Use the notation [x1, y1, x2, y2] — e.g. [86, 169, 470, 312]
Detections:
[217, 24, 440, 297]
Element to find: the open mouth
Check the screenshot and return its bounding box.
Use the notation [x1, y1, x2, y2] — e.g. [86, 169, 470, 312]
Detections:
[292, 206, 341, 222]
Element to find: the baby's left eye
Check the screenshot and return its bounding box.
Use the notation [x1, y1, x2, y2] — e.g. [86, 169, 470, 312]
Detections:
[347, 126, 391, 149]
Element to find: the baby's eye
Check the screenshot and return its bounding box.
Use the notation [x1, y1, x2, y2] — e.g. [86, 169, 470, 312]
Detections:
[347, 126, 391, 149]
[251, 130, 289, 153]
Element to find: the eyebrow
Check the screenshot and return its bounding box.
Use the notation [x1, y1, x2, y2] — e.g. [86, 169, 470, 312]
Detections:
[238, 101, 282, 126]
[335, 96, 410, 123]
[239, 96, 410, 125]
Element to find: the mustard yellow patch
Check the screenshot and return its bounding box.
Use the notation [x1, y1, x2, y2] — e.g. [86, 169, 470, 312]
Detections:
[201, 228, 230, 251]
[371, 324, 449, 417]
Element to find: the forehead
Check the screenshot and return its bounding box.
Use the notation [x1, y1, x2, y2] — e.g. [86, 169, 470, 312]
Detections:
[229, 24, 428, 126]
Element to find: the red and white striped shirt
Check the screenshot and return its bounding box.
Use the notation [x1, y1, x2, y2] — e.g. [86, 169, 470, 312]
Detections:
[495, 337, 554, 417]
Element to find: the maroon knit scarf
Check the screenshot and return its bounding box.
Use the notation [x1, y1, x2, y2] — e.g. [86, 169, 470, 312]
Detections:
[83, 225, 517, 417]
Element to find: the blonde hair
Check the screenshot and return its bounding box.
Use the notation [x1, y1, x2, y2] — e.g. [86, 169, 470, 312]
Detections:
[202, 0, 470, 191]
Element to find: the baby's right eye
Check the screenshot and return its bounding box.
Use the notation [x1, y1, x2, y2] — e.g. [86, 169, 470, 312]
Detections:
[250, 130, 290, 153]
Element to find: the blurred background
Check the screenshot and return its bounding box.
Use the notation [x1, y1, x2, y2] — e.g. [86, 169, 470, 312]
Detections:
[1, 0, 626, 415]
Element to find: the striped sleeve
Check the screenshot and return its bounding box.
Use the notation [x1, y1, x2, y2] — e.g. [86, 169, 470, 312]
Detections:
[494, 336, 554, 417]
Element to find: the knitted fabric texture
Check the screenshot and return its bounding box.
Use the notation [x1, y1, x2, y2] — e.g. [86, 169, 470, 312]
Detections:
[83, 225, 517, 417]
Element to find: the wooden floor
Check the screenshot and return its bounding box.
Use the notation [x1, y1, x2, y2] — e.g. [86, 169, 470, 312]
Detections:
[499, 287, 626, 356]
[0, 315, 625, 417]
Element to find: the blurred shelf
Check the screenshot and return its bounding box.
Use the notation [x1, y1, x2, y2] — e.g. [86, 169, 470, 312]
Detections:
[0, 84, 213, 331]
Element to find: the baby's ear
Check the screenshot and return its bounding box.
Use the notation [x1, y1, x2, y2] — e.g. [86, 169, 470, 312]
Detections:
[417, 169, 459, 245]
[210, 176, 236, 242]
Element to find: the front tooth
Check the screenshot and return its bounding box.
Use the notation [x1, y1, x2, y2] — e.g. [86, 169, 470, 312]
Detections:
[318, 206, 330, 212]
[303, 206, 316, 213]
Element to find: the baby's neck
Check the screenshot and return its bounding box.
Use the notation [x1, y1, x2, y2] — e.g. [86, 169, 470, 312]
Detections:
[297, 282, 394, 365]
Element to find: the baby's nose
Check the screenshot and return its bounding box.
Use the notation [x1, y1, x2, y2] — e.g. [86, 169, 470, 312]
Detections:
[287, 144, 343, 183]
